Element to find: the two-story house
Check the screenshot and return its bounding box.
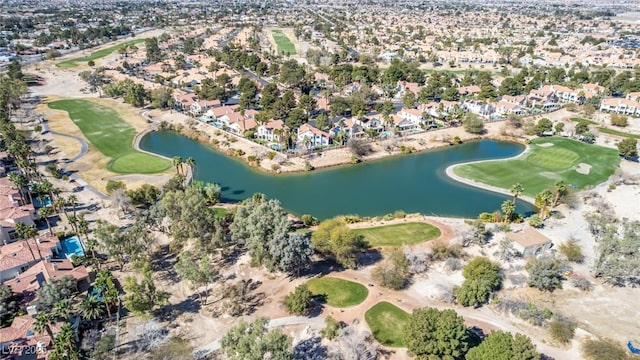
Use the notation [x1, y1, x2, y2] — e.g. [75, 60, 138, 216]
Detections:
[256, 119, 287, 142]
[297, 123, 330, 150]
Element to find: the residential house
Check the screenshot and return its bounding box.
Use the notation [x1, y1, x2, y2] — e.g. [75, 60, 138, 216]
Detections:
[190, 99, 221, 116]
[297, 123, 330, 149]
[626, 92, 640, 102]
[356, 116, 385, 133]
[5, 257, 89, 301]
[599, 98, 640, 117]
[505, 227, 553, 257]
[397, 81, 421, 96]
[391, 115, 417, 132]
[462, 100, 495, 117]
[399, 108, 424, 125]
[173, 92, 198, 112]
[495, 101, 526, 116]
[0, 235, 57, 282]
[500, 95, 527, 106]
[0, 314, 63, 360]
[256, 119, 287, 142]
[0, 177, 37, 244]
[332, 118, 364, 138]
[457, 85, 481, 97]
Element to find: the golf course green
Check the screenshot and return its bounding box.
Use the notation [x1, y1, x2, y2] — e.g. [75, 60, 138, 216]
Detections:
[271, 29, 296, 55]
[453, 137, 620, 197]
[365, 302, 410, 347]
[354, 222, 441, 247]
[306, 277, 368, 308]
[48, 99, 170, 174]
[56, 38, 146, 68]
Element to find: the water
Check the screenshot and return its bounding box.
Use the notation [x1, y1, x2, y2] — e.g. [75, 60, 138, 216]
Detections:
[57, 236, 84, 258]
[140, 131, 533, 219]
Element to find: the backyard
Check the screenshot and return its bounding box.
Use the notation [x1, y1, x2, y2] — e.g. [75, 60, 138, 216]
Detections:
[48, 99, 171, 174]
[56, 38, 146, 68]
[453, 137, 620, 196]
[271, 29, 296, 55]
[306, 277, 368, 308]
[354, 222, 441, 247]
[364, 301, 410, 347]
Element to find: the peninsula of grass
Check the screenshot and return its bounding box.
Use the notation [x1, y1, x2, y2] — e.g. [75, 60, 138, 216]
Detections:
[56, 38, 146, 68]
[597, 127, 640, 140]
[354, 222, 440, 247]
[48, 99, 170, 174]
[271, 29, 296, 55]
[306, 277, 368, 308]
[365, 302, 410, 347]
[453, 137, 620, 197]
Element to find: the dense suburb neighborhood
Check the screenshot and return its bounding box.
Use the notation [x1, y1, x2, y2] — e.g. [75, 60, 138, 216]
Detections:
[0, 0, 640, 359]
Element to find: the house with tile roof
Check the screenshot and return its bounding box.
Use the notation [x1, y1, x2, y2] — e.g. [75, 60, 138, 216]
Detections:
[600, 98, 640, 117]
[0, 314, 63, 359]
[0, 235, 57, 282]
[0, 178, 36, 245]
[256, 119, 287, 142]
[5, 257, 89, 301]
[297, 123, 330, 150]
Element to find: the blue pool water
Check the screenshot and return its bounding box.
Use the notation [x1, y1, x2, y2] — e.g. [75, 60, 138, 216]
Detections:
[57, 236, 84, 258]
[33, 197, 52, 208]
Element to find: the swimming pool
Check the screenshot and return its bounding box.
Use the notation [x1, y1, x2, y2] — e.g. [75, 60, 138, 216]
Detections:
[33, 197, 52, 208]
[57, 236, 85, 258]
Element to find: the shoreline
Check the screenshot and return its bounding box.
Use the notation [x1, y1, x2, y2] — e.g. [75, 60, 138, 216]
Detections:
[445, 146, 537, 206]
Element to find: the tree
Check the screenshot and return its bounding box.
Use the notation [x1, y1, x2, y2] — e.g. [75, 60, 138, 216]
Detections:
[283, 284, 313, 315]
[298, 94, 317, 114]
[269, 232, 314, 275]
[466, 331, 540, 360]
[581, 338, 632, 360]
[145, 37, 162, 63]
[463, 113, 485, 134]
[552, 180, 567, 206]
[534, 118, 553, 136]
[581, 131, 596, 144]
[15, 222, 37, 261]
[499, 77, 523, 96]
[453, 257, 502, 307]
[555, 122, 565, 134]
[35, 275, 76, 312]
[79, 294, 105, 322]
[510, 183, 524, 206]
[0, 284, 20, 327]
[33, 312, 55, 341]
[38, 206, 54, 235]
[49, 323, 80, 360]
[403, 91, 416, 109]
[123, 263, 169, 318]
[279, 59, 305, 87]
[526, 256, 563, 292]
[617, 138, 637, 159]
[7, 58, 23, 81]
[124, 83, 147, 107]
[260, 83, 279, 110]
[311, 218, 367, 268]
[372, 250, 410, 290]
[534, 189, 554, 220]
[501, 200, 516, 223]
[285, 108, 308, 129]
[610, 114, 628, 127]
[575, 122, 589, 135]
[403, 307, 471, 359]
[230, 194, 291, 269]
[95, 221, 151, 270]
[175, 251, 218, 305]
[94, 270, 119, 321]
[221, 318, 292, 360]
[150, 87, 174, 109]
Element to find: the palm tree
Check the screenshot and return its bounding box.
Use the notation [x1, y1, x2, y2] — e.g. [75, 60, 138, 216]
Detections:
[67, 195, 77, 217]
[52, 299, 71, 321]
[67, 215, 79, 237]
[38, 206, 54, 235]
[54, 196, 68, 221]
[38, 179, 55, 205]
[50, 323, 79, 360]
[501, 199, 516, 223]
[7, 172, 27, 204]
[33, 312, 54, 340]
[172, 156, 183, 176]
[535, 189, 554, 220]
[79, 294, 104, 324]
[510, 183, 524, 205]
[15, 222, 36, 261]
[553, 181, 567, 206]
[94, 270, 118, 321]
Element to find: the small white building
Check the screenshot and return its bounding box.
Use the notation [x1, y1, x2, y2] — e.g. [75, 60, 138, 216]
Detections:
[506, 227, 553, 257]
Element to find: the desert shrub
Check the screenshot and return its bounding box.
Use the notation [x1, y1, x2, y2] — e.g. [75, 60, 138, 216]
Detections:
[444, 257, 461, 271]
[610, 114, 628, 127]
[321, 316, 342, 340]
[106, 180, 126, 195]
[267, 151, 277, 160]
[549, 319, 576, 344]
[526, 256, 563, 292]
[348, 138, 372, 157]
[393, 210, 406, 219]
[283, 284, 312, 315]
[558, 240, 584, 263]
[372, 250, 410, 290]
[300, 214, 318, 227]
[581, 338, 632, 360]
[304, 162, 314, 171]
[271, 163, 280, 171]
[571, 276, 592, 291]
[429, 242, 462, 262]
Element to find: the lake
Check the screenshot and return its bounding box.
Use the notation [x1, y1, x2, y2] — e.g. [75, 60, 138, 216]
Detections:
[139, 131, 533, 219]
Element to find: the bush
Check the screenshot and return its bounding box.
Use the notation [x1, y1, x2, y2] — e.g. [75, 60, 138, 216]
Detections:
[393, 210, 406, 219]
[527, 214, 543, 228]
[549, 319, 576, 344]
[271, 163, 280, 171]
[372, 250, 410, 290]
[429, 242, 462, 261]
[348, 138, 372, 157]
[321, 316, 342, 340]
[571, 276, 592, 291]
[267, 151, 277, 160]
[526, 256, 563, 292]
[453, 257, 502, 307]
[610, 114, 628, 127]
[283, 284, 312, 315]
[304, 161, 314, 171]
[558, 240, 584, 263]
[582, 338, 632, 360]
[105, 180, 126, 195]
[300, 214, 318, 227]
[235, 149, 245, 156]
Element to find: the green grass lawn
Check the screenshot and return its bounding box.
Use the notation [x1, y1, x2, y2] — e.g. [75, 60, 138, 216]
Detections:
[454, 137, 620, 197]
[354, 222, 441, 247]
[365, 302, 410, 347]
[212, 207, 228, 218]
[271, 29, 296, 55]
[570, 117, 598, 125]
[48, 99, 170, 174]
[597, 127, 640, 140]
[56, 38, 146, 68]
[306, 277, 368, 308]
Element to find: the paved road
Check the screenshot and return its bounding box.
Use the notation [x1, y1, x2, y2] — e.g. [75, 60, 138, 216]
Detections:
[193, 316, 325, 359]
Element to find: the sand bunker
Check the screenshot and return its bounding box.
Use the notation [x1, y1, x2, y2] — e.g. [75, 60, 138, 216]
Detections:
[576, 163, 592, 175]
[538, 142, 555, 147]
